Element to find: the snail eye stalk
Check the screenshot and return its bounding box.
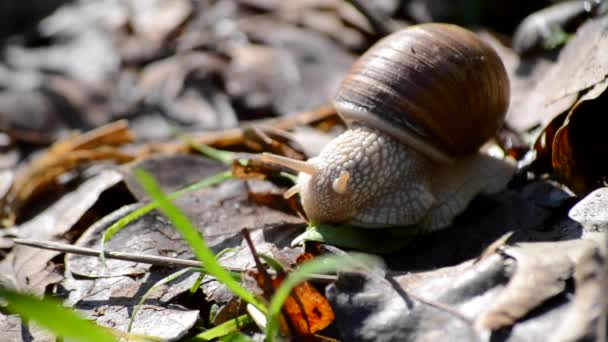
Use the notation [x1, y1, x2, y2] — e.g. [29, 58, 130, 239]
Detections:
[283, 184, 300, 199]
[261, 153, 317, 175]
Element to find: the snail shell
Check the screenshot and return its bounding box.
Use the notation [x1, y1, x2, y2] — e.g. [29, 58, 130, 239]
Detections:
[334, 23, 510, 162]
[260, 23, 514, 230]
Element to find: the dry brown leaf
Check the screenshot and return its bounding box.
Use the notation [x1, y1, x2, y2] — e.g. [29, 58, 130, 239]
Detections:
[251, 271, 335, 336]
[552, 79, 608, 195]
[138, 105, 337, 156]
[1, 120, 134, 225]
[476, 239, 602, 330]
[243, 126, 307, 160]
[0, 170, 123, 294]
[501, 15, 608, 133]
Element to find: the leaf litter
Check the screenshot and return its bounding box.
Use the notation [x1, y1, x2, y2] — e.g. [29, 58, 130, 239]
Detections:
[0, 0, 607, 341]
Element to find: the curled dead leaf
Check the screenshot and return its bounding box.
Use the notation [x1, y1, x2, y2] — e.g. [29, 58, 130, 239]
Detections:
[1, 120, 135, 225]
[552, 79, 608, 195]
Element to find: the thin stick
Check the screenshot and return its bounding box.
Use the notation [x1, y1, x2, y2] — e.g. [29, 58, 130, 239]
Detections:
[12, 238, 337, 282]
[14, 238, 215, 269]
[241, 229, 275, 296]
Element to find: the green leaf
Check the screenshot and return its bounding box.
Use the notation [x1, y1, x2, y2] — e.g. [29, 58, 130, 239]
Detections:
[265, 253, 383, 341]
[134, 169, 267, 314]
[187, 314, 253, 341]
[292, 224, 417, 253]
[0, 287, 118, 342]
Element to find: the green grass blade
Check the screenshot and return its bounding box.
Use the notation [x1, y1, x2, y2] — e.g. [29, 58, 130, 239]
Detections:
[187, 314, 253, 341]
[128, 267, 202, 332]
[186, 138, 236, 166]
[0, 287, 118, 342]
[100, 171, 233, 261]
[258, 253, 285, 273]
[188, 248, 239, 298]
[129, 264, 243, 331]
[189, 272, 206, 296]
[265, 253, 383, 341]
[220, 332, 255, 342]
[278, 171, 298, 183]
[134, 169, 267, 314]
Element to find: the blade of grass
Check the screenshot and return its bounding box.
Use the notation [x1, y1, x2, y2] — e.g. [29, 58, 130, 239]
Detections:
[278, 171, 297, 183]
[220, 332, 255, 342]
[0, 287, 118, 342]
[185, 138, 236, 166]
[101, 171, 233, 261]
[265, 253, 383, 341]
[189, 273, 206, 298]
[220, 332, 254, 342]
[134, 169, 267, 314]
[258, 254, 285, 274]
[187, 314, 253, 341]
[188, 247, 239, 299]
[128, 267, 236, 332]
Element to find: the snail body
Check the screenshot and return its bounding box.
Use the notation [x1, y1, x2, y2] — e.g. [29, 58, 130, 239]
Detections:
[263, 23, 515, 231]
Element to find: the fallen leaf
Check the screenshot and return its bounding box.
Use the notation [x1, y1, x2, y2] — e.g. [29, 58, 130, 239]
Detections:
[242, 126, 307, 160]
[62, 271, 199, 341]
[501, 15, 608, 133]
[552, 79, 608, 195]
[1, 121, 134, 224]
[476, 238, 604, 331]
[0, 313, 55, 342]
[250, 272, 335, 336]
[568, 187, 608, 235]
[0, 169, 123, 294]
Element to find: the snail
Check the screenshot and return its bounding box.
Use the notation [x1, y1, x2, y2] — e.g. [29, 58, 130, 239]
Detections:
[262, 23, 515, 231]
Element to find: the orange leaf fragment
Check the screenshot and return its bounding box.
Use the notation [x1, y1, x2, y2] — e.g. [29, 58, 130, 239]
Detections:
[250, 272, 335, 336]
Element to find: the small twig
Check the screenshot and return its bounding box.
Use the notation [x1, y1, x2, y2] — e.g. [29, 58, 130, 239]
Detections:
[12, 238, 337, 282]
[14, 238, 217, 269]
[344, 0, 393, 37]
[241, 229, 276, 296]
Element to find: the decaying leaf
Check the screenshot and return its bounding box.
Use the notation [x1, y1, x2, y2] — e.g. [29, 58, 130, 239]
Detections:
[62, 270, 199, 341]
[569, 187, 608, 233]
[0, 121, 134, 225]
[242, 126, 307, 161]
[512, 0, 601, 55]
[476, 236, 605, 332]
[552, 79, 608, 195]
[0, 169, 123, 294]
[120, 153, 227, 200]
[0, 313, 55, 342]
[137, 105, 338, 155]
[2, 1, 608, 341]
[503, 14, 608, 134]
[251, 271, 335, 336]
[326, 233, 606, 342]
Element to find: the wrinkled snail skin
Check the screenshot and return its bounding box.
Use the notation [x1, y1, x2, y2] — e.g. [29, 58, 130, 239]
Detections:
[261, 23, 515, 231]
[295, 124, 434, 227]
